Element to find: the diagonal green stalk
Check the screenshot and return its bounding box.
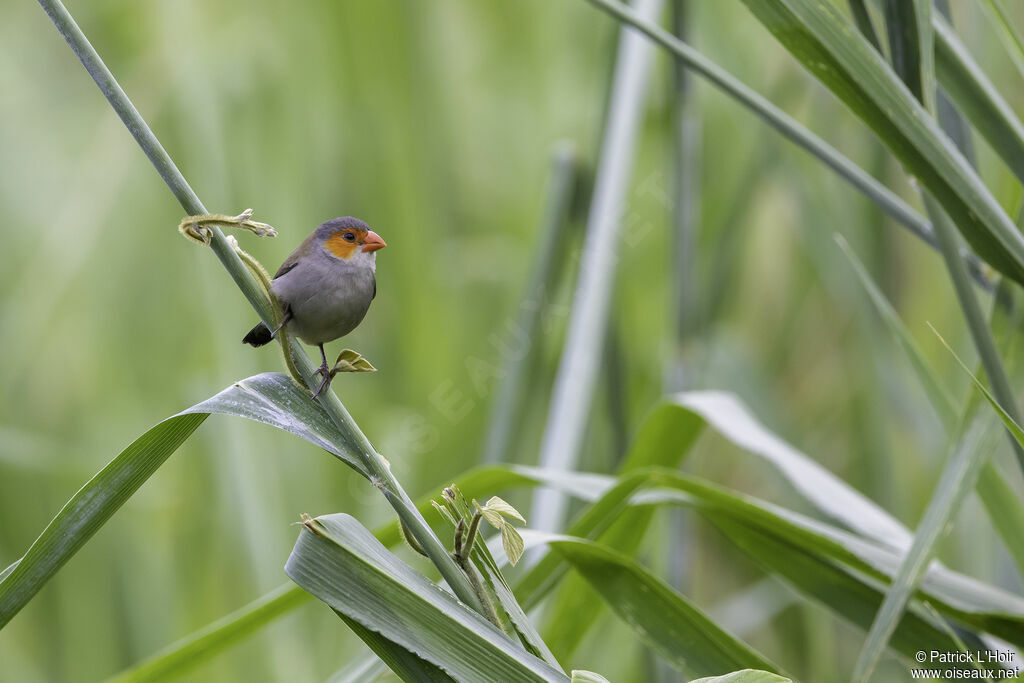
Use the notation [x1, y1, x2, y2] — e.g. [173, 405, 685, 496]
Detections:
[976, 0, 1024, 83]
[935, 14, 1024, 184]
[848, 0, 882, 52]
[922, 207, 1024, 478]
[36, 0, 482, 614]
[579, 0, 992, 290]
[882, 0, 934, 112]
[853, 6, 1024, 680]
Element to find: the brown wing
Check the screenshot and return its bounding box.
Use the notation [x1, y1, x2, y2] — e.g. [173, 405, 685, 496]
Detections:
[273, 259, 300, 279]
[273, 231, 317, 279]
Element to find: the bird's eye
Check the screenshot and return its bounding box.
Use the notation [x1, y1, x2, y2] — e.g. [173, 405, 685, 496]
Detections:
[343, 232, 356, 242]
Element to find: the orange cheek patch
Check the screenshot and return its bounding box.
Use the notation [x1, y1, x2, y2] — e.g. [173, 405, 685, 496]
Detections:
[325, 234, 359, 260]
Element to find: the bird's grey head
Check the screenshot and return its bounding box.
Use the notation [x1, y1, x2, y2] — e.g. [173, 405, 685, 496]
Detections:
[315, 216, 372, 241]
[315, 216, 386, 266]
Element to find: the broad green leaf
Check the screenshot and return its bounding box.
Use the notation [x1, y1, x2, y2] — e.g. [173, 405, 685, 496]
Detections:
[0, 372, 373, 631]
[708, 516, 985, 674]
[116, 460, 1021, 679]
[665, 392, 912, 548]
[847, 0, 881, 52]
[119, 466, 548, 683]
[536, 469, 1021, 666]
[934, 15, 1024, 183]
[627, 473, 1024, 641]
[182, 372, 367, 476]
[644, 510, 996, 676]
[285, 513, 567, 682]
[523, 461, 1021, 671]
[630, 475, 1024, 643]
[739, 0, 1024, 285]
[881, 0, 934, 112]
[336, 610, 453, 682]
[517, 473, 652, 612]
[536, 533, 783, 678]
[0, 412, 207, 629]
[542, 387, 913, 659]
[691, 671, 792, 683]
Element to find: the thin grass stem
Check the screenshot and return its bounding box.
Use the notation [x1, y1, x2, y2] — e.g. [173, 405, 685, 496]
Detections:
[580, 0, 993, 291]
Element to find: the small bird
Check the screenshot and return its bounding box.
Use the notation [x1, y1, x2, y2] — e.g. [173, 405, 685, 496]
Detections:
[243, 216, 386, 397]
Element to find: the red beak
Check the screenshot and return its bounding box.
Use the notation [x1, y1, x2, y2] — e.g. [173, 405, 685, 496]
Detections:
[362, 231, 386, 253]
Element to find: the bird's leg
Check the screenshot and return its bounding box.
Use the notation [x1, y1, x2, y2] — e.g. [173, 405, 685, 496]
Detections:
[269, 305, 293, 339]
[312, 343, 332, 398]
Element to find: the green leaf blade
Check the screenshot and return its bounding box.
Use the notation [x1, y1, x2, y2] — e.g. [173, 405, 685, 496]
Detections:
[740, 0, 1024, 285]
[285, 513, 567, 682]
[0, 412, 207, 629]
[543, 535, 783, 678]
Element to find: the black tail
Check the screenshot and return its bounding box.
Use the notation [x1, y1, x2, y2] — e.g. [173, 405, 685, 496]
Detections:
[242, 322, 273, 347]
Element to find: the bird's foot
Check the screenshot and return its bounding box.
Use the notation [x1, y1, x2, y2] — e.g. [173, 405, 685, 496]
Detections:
[311, 362, 333, 398]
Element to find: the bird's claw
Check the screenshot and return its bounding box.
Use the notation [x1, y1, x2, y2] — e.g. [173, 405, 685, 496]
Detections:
[311, 362, 333, 398]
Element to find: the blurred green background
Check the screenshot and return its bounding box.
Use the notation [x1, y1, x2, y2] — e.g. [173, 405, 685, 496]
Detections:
[3, 1, 1024, 681]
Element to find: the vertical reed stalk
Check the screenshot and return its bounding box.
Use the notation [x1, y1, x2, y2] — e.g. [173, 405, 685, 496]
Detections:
[530, 0, 665, 534]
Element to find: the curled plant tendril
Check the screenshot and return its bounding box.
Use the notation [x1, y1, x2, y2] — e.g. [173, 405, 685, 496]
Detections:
[178, 208, 277, 246]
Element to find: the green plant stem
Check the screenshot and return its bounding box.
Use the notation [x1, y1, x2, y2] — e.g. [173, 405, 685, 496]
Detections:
[976, 0, 1024, 83]
[935, 14, 1024, 184]
[531, 0, 665, 534]
[848, 0, 882, 52]
[37, 0, 482, 614]
[926, 198, 1024, 474]
[667, 0, 700, 391]
[925, 8, 1024, 475]
[580, 0, 993, 291]
[853, 7, 1024, 678]
[454, 548, 504, 633]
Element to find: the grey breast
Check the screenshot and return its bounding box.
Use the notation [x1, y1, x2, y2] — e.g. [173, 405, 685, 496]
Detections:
[270, 250, 376, 346]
